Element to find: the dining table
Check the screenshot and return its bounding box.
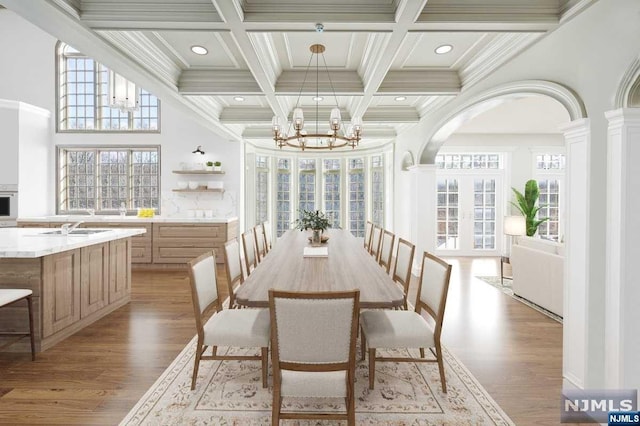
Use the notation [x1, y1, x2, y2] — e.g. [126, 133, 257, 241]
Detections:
[235, 228, 404, 309]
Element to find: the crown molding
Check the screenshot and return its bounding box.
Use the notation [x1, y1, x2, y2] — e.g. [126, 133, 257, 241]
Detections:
[178, 70, 262, 94]
[275, 70, 364, 95]
[378, 70, 461, 95]
[416, 96, 456, 117]
[183, 95, 224, 119]
[364, 107, 420, 123]
[458, 33, 542, 88]
[418, 1, 560, 24]
[81, 0, 223, 29]
[97, 30, 182, 86]
[50, 0, 81, 19]
[220, 107, 277, 124]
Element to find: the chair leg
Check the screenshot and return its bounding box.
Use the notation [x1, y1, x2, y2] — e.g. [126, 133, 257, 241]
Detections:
[435, 343, 447, 393]
[368, 348, 376, 390]
[191, 340, 203, 390]
[271, 394, 281, 425]
[360, 327, 366, 361]
[419, 348, 425, 358]
[261, 347, 268, 388]
[26, 295, 35, 361]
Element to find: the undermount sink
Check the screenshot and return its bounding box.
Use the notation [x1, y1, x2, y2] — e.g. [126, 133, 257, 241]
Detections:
[40, 229, 110, 235]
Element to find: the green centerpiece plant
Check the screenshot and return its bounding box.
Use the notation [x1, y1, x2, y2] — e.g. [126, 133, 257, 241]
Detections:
[294, 209, 331, 244]
[511, 179, 548, 237]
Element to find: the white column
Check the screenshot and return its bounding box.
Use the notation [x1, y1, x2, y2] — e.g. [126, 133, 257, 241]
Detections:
[605, 108, 640, 391]
[408, 164, 436, 273]
[561, 119, 592, 390]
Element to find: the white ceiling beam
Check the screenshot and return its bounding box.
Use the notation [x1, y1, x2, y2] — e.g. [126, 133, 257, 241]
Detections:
[275, 70, 364, 95]
[364, 107, 420, 123]
[211, 0, 288, 120]
[377, 70, 460, 95]
[0, 0, 239, 141]
[178, 70, 262, 95]
[350, 0, 430, 120]
[220, 107, 274, 124]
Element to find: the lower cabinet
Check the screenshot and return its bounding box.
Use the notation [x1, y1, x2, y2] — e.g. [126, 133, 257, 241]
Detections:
[152, 222, 235, 264]
[80, 242, 109, 318]
[42, 249, 81, 338]
[40, 239, 132, 348]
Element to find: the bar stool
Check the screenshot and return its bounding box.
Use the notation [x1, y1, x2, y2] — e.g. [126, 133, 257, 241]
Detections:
[0, 289, 36, 360]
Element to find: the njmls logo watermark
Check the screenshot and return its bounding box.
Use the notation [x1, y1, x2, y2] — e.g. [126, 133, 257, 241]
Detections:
[561, 389, 638, 423]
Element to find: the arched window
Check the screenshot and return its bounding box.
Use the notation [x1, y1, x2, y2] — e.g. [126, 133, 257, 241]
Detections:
[56, 42, 160, 132]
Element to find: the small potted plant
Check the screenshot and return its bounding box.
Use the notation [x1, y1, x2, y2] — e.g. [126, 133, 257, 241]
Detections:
[213, 161, 222, 172]
[294, 209, 331, 244]
[205, 161, 214, 171]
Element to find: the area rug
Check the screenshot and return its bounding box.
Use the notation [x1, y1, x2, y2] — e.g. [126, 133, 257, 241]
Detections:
[475, 276, 563, 323]
[120, 336, 514, 425]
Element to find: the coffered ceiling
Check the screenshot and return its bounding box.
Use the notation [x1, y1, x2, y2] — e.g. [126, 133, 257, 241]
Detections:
[0, 0, 594, 149]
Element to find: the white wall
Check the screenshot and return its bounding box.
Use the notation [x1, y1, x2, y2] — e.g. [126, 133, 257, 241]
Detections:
[0, 9, 241, 218]
[392, 0, 640, 389]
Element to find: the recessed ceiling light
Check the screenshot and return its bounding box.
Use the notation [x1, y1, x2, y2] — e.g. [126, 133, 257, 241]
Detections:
[312, 96, 324, 101]
[191, 45, 208, 55]
[435, 44, 453, 55]
[233, 96, 245, 102]
[394, 96, 407, 101]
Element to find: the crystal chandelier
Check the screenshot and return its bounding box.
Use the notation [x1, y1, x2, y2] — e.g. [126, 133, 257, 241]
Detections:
[271, 44, 363, 150]
[109, 70, 140, 112]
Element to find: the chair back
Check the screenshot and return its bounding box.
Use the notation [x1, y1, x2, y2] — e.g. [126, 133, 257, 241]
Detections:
[416, 252, 452, 334]
[370, 226, 382, 259]
[223, 239, 244, 307]
[263, 221, 273, 251]
[241, 229, 257, 274]
[188, 251, 220, 332]
[254, 223, 267, 262]
[269, 290, 359, 365]
[392, 238, 415, 297]
[378, 230, 395, 273]
[364, 221, 374, 250]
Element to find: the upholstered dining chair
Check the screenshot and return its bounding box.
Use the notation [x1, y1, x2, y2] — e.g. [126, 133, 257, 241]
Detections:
[0, 289, 35, 361]
[392, 238, 416, 310]
[360, 251, 452, 392]
[241, 228, 257, 276]
[370, 226, 383, 260]
[378, 229, 396, 274]
[262, 221, 273, 252]
[269, 290, 360, 425]
[364, 221, 374, 251]
[187, 251, 270, 390]
[253, 223, 267, 263]
[223, 238, 244, 309]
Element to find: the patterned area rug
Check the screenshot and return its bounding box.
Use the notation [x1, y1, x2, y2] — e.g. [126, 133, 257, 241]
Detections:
[120, 336, 514, 425]
[475, 276, 563, 323]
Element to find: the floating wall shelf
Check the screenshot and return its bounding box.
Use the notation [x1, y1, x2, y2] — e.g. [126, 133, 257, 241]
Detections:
[172, 170, 225, 175]
[172, 188, 225, 193]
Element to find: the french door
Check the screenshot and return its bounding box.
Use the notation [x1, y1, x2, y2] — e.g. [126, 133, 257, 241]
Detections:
[435, 173, 502, 256]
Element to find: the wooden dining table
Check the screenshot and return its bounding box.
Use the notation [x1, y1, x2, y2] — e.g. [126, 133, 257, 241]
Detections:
[235, 228, 404, 309]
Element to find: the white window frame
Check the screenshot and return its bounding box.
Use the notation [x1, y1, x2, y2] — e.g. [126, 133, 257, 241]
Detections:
[532, 151, 566, 242]
[56, 42, 160, 133]
[56, 145, 161, 214]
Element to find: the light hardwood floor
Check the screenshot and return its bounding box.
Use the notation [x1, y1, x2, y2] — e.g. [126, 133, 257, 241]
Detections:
[0, 257, 564, 425]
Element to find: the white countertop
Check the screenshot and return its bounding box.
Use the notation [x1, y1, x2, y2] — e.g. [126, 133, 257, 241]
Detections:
[18, 215, 239, 224]
[0, 228, 147, 258]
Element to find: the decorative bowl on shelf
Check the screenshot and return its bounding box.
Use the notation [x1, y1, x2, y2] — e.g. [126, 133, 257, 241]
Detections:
[188, 181, 198, 190]
[177, 181, 188, 189]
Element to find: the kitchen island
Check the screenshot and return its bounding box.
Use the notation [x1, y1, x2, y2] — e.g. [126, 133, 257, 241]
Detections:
[0, 227, 146, 353]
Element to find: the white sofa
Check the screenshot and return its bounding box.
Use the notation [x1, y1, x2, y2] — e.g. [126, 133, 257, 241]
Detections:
[510, 236, 564, 317]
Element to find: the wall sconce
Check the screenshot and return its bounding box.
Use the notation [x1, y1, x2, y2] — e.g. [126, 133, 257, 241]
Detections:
[192, 145, 205, 155]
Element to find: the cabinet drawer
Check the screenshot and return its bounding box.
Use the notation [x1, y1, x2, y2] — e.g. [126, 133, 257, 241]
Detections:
[132, 243, 152, 263]
[153, 223, 226, 240]
[153, 246, 219, 264]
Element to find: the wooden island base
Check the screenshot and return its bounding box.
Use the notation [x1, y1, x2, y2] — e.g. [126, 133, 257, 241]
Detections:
[0, 238, 132, 353]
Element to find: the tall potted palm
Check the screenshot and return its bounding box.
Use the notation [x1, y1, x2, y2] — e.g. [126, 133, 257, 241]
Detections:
[511, 179, 548, 237]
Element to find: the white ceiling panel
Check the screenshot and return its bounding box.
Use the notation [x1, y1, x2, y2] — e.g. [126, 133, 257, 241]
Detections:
[151, 31, 243, 69]
[394, 32, 487, 69]
[282, 33, 361, 70]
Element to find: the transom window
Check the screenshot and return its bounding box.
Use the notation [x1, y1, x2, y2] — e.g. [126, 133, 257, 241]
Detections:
[436, 153, 501, 169]
[57, 146, 160, 213]
[536, 154, 565, 170]
[57, 43, 160, 132]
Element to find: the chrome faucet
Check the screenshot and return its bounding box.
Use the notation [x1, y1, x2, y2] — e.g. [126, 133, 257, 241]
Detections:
[61, 221, 84, 235]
